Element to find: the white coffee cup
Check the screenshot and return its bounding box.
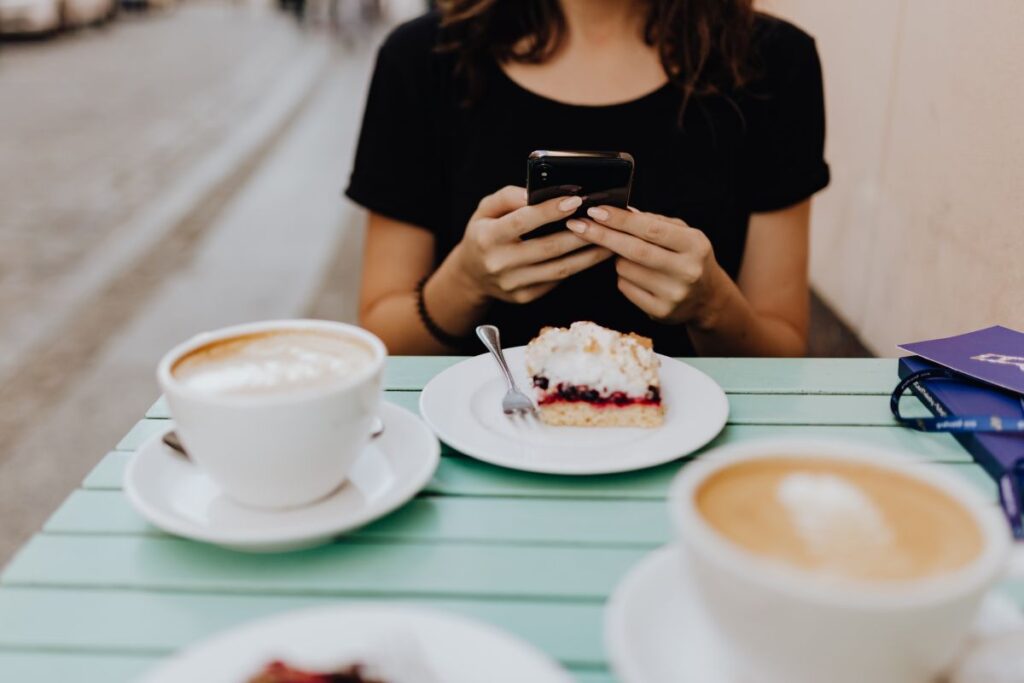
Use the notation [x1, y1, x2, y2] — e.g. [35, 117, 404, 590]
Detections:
[669, 439, 1019, 683]
[157, 319, 386, 509]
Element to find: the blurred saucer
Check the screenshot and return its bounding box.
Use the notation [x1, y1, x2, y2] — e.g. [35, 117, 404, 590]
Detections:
[605, 545, 1023, 683]
[605, 545, 734, 683]
[124, 402, 439, 552]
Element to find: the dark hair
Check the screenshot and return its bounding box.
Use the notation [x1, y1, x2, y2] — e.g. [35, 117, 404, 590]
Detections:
[436, 0, 757, 110]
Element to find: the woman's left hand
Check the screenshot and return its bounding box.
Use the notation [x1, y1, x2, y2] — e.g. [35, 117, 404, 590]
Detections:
[567, 206, 723, 326]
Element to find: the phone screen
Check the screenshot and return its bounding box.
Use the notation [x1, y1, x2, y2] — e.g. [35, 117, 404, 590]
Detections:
[524, 151, 634, 239]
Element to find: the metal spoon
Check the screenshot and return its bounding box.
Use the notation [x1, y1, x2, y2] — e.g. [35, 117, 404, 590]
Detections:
[162, 418, 386, 460]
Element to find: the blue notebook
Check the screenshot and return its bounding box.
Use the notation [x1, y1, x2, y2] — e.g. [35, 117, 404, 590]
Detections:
[898, 355, 1024, 535]
[898, 356, 1024, 478]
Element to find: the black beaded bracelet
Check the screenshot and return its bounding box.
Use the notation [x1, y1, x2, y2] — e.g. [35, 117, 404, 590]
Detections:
[415, 276, 471, 350]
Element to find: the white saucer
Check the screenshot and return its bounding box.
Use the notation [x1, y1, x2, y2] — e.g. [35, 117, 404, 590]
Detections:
[605, 545, 733, 683]
[419, 347, 728, 475]
[605, 545, 1024, 683]
[141, 604, 573, 683]
[124, 402, 440, 552]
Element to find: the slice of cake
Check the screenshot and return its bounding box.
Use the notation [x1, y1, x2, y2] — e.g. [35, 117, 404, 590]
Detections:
[525, 321, 664, 427]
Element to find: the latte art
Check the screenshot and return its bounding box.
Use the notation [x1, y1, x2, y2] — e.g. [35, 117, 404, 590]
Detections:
[172, 330, 374, 396]
[776, 472, 897, 573]
[696, 457, 983, 582]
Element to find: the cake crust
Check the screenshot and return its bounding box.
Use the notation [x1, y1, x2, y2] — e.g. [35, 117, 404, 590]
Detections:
[538, 401, 665, 428]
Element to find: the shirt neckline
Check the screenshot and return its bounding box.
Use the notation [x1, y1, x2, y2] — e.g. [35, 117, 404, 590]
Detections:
[491, 58, 674, 110]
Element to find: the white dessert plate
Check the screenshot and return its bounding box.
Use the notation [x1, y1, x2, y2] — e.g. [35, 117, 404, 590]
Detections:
[604, 545, 1024, 683]
[419, 347, 728, 475]
[124, 402, 439, 552]
[141, 605, 573, 683]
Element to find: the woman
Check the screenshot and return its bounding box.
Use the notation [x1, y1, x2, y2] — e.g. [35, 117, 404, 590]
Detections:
[346, 0, 829, 356]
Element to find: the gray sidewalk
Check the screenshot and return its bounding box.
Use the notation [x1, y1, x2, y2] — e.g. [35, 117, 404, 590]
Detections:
[0, 5, 381, 565]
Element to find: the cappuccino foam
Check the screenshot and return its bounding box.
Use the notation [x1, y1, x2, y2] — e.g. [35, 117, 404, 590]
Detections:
[172, 330, 374, 396]
[696, 457, 983, 582]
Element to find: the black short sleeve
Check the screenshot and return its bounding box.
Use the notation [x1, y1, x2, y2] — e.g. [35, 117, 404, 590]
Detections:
[345, 20, 442, 232]
[740, 21, 830, 212]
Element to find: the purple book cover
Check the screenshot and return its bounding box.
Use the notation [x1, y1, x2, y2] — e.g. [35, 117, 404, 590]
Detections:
[899, 326, 1024, 396]
[898, 356, 1024, 478]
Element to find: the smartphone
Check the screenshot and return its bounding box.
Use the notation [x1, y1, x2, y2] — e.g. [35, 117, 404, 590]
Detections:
[524, 150, 635, 239]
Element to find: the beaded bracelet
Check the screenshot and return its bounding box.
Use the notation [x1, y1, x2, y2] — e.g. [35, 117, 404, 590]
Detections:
[415, 276, 470, 350]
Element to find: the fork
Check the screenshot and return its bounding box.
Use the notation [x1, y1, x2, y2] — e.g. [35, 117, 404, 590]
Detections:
[476, 324, 537, 417]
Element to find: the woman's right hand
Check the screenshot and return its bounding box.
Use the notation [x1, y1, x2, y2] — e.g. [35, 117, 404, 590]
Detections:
[451, 185, 613, 305]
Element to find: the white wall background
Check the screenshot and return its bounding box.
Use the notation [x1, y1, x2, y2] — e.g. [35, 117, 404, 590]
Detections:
[762, 0, 1024, 356]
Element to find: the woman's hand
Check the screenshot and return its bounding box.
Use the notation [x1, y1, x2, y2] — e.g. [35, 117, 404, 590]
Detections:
[451, 185, 613, 305]
[567, 206, 725, 326]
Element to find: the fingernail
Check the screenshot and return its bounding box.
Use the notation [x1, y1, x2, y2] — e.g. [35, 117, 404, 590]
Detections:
[566, 219, 587, 234]
[587, 206, 609, 221]
[558, 196, 583, 211]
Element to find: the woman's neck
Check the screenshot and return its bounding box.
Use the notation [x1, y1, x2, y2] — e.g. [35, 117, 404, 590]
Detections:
[501, 0, 664, 107]
[558, 0, 647, 46]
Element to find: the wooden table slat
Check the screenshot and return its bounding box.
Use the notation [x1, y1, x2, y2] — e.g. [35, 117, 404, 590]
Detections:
[82, 452, 130, 489]
[2, 535, 644, 601]
[96, 426, 988, 506]
[50, 462, 1000, 547]
[115, 420, 166, 451]
[45, 491, 669, 547]
[0, 587, 608, 668]
[0, 652, 156, 683]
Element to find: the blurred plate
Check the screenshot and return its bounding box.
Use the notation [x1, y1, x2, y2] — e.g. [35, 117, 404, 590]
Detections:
[141, 605, 573, 683]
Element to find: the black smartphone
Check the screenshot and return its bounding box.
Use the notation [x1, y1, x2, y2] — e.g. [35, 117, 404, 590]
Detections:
[524, 150, 635, 238]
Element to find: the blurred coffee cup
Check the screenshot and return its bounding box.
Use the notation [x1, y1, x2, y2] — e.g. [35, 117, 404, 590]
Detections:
[669, 439, 1017, 683]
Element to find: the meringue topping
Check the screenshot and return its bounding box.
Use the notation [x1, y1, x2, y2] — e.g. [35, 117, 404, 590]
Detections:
[525, 321, 659, 398]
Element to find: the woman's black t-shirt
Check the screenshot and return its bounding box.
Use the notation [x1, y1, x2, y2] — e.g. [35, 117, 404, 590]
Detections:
[346, 12, 830, 356]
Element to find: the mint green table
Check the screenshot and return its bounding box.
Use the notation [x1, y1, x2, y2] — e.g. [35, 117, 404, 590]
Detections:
[2, 357, 1021, 682]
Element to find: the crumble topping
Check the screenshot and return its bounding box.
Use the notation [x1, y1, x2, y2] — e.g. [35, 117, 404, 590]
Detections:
[525, 322, 659, 399]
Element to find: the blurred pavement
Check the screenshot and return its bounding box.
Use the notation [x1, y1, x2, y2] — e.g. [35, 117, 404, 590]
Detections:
[0, 0, 383, 565]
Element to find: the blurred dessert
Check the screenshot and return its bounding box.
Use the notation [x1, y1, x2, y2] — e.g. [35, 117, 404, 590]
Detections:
[525, 321, 664, 427]
[248, 660, 383, 683]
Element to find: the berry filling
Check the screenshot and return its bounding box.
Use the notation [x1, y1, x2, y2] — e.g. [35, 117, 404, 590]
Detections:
[248, 660, 382, 683]
[532, 376, 661, 407]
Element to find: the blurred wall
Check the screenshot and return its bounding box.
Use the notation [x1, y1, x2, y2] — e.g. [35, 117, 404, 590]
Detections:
[761, 0, 1024, 355]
